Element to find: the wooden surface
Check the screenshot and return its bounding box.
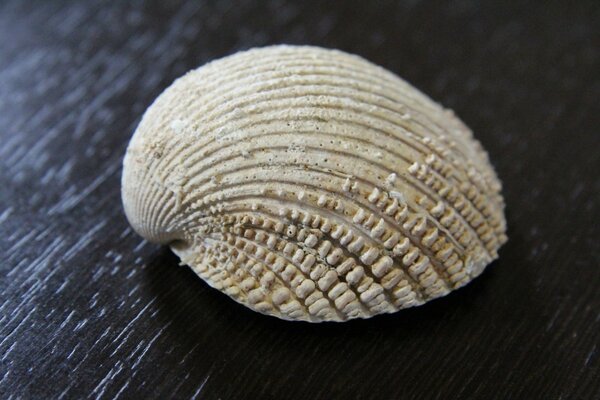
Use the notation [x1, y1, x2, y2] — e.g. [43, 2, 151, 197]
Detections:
[0, 1, 598, 399]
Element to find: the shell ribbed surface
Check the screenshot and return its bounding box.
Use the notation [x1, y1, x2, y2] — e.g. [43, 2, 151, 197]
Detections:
[122, 45, 507, 322]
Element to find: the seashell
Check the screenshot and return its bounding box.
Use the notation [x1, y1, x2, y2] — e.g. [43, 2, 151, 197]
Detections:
[122, 45, 507, 322]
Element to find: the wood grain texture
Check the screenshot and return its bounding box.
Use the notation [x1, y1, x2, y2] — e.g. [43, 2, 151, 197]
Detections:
[0, 0, 598, 398]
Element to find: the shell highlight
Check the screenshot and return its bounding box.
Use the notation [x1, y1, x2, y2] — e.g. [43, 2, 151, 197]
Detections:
[122, 45, 507, 322]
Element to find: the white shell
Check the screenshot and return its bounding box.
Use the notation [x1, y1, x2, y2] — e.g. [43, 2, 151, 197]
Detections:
[122, 45, 507, 322]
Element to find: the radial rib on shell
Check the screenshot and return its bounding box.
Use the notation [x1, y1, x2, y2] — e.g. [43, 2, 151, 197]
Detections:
[122, 45, 507, 322]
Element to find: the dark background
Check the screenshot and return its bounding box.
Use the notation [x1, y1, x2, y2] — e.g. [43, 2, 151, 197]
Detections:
[0, 1, 598, 399]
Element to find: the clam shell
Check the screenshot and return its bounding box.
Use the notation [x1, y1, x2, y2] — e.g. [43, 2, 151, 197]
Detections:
[122, 45, 507, 322]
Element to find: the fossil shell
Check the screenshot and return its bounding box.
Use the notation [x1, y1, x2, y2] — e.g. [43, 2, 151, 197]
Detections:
[122, 45, 507, 322]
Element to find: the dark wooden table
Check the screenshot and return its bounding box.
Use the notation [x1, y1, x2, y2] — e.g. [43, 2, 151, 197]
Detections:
[1, 1, 598, 399]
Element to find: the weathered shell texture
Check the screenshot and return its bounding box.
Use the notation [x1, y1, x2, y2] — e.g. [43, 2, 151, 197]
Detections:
[122, 45, 507, 322]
